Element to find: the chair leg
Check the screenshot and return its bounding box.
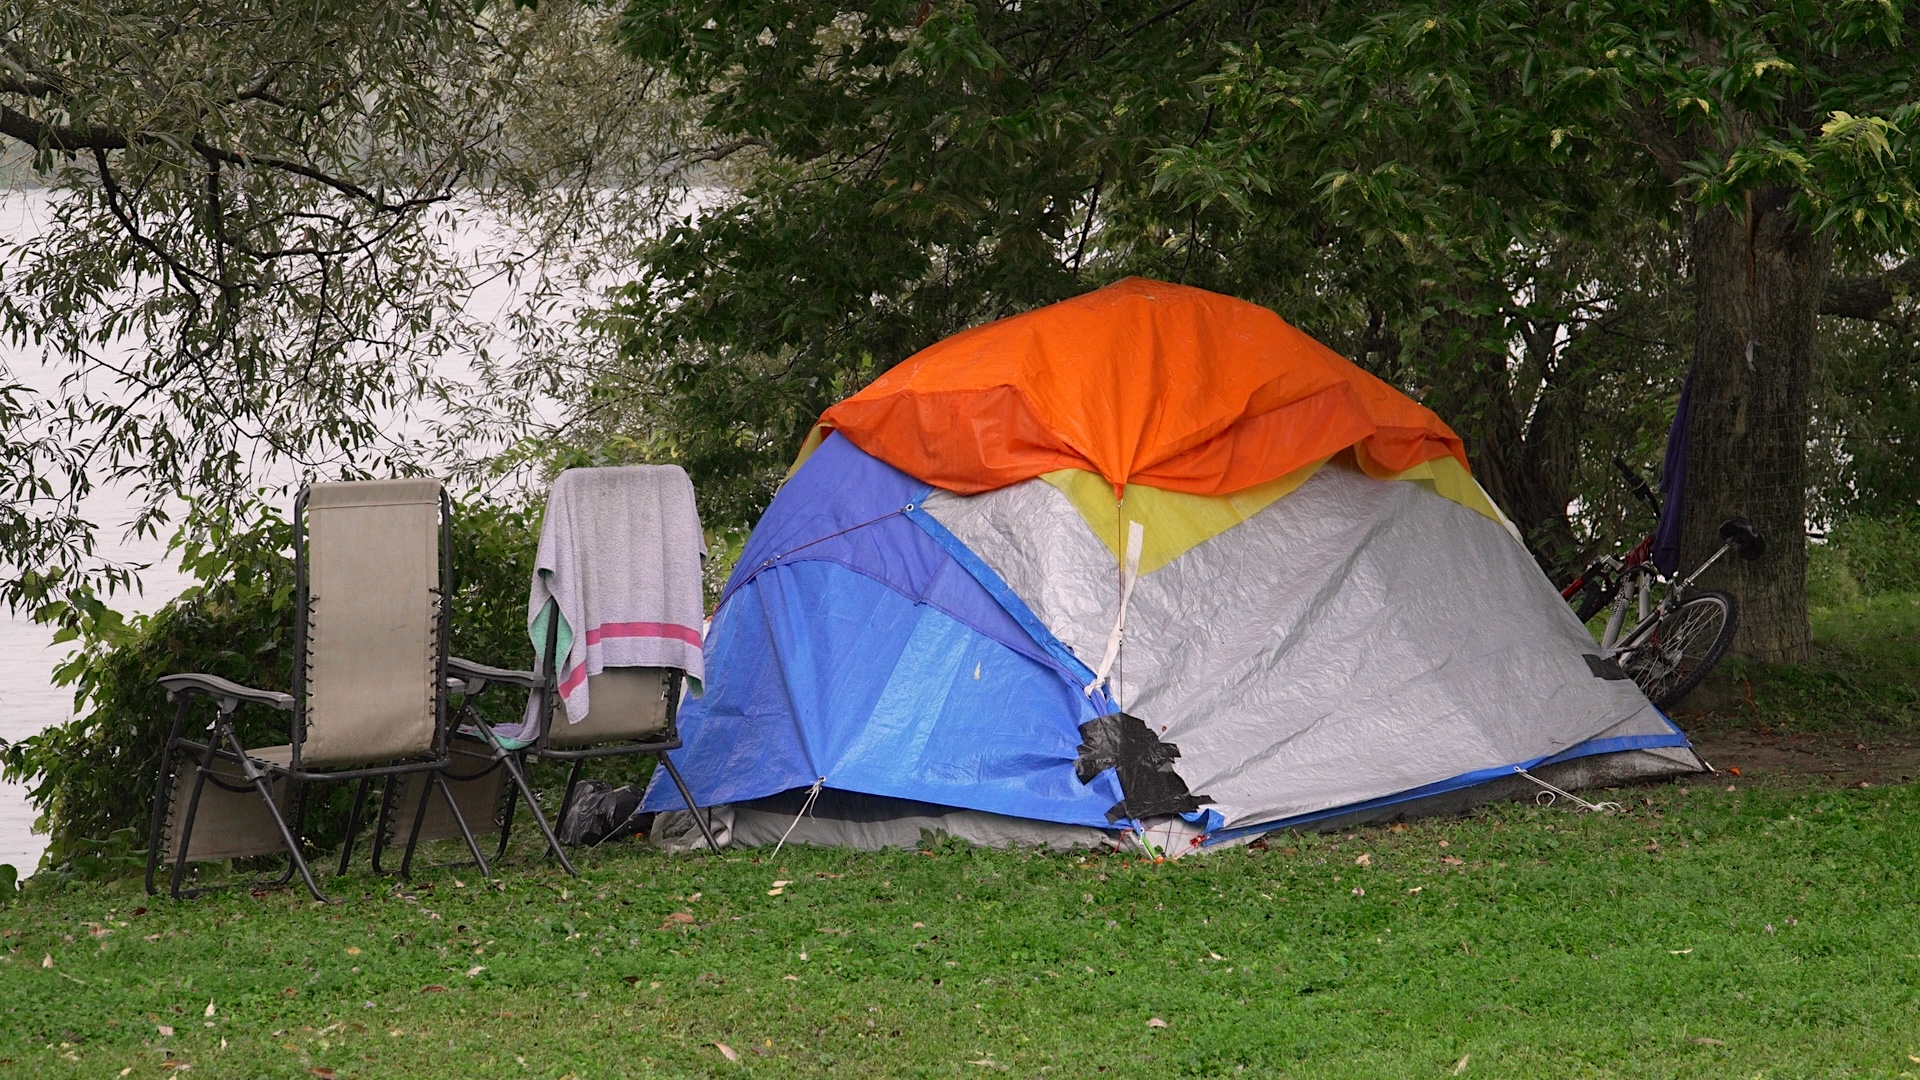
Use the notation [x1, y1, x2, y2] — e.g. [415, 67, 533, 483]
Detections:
[554, 759, 586, 837]
[266, 780, 312, 889]
[493, 765, 519, 863]
[499, 753, 577, 876]
[338, 776, 373, 877]
[167, 762, 212, 900]
[398, 772, 434, 881]
[250, 772, 327, 903]
[145, 743, 179, 897]
[370, 777, 402, 876]
[658, 753, 721, 853]
[433, 771, 493, 881]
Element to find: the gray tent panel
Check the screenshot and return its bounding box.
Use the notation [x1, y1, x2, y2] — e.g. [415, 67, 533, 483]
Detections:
[925, 461, 1684, 829]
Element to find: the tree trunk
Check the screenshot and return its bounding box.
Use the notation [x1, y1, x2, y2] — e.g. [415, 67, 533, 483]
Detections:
[1419, 308, 1584, 581]
[1681, 195, 1829, 662]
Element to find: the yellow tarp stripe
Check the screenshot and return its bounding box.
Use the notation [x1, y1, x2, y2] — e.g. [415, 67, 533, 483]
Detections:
[1040, 459, 1327, 576]
[1043, 451, 1511, 573]
[787, 423, 830, 479]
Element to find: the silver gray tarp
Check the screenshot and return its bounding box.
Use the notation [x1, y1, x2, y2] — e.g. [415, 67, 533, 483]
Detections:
[922, 461, 1697, 832]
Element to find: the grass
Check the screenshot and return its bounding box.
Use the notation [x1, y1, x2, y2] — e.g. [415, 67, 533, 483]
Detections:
[1689, 592, 1920, 736]
[4, 778, 1920, 1078]
[4, 588, 1915, 1078]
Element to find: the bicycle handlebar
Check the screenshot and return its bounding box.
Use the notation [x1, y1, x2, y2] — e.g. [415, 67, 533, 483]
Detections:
[1612, 455, 1663, 517]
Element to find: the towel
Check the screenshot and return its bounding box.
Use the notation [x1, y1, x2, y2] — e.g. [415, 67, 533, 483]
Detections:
[520, 465, 706, 732]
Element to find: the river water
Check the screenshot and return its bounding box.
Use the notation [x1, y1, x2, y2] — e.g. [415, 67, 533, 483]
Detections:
[0, 188, 560, 874]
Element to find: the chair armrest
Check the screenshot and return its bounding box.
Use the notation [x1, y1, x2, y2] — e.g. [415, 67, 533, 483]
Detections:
[447, 657, 541, 690]
[158, 673, 294, 714]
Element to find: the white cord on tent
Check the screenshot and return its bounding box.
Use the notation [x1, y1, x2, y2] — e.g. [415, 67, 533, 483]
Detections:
[770, 776, 828, 859]
[1087, 519, 1145, 698]
[1512, 766, 1623, 813]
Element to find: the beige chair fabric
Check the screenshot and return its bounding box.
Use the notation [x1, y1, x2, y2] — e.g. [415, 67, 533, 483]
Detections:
[385, 745, 506, 844]
[546, 667, 673, 748]
[165, 746, 295, 862]
[301, 478, 443, 767]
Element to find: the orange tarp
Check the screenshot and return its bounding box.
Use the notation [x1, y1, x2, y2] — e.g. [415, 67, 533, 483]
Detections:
[807, 277, 1466, 497]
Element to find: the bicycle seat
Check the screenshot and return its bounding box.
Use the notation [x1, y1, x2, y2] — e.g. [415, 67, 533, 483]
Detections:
[1720, 516, 1766, 560]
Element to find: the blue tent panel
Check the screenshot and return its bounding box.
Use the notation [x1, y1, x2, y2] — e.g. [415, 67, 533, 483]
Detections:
[644, 559, 1125, 827]
[716, 433, 1056, 671]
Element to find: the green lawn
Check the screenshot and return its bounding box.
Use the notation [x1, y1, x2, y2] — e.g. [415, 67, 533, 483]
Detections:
[1741, 593, 1920, 733]
[4, 777, 1919, 1078]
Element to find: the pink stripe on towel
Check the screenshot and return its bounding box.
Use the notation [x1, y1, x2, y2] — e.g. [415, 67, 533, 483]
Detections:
[583, 621, 703, 647]
[557, 622, 704, 700]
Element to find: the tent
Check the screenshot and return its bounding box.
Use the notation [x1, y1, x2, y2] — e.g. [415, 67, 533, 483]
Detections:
[641, 278, 1704, 855]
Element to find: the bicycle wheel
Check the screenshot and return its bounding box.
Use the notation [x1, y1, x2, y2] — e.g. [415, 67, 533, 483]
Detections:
[1617, 590, 1738, 710]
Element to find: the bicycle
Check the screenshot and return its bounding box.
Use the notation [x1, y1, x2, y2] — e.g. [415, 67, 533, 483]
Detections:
[1559, 458, 1767, 710]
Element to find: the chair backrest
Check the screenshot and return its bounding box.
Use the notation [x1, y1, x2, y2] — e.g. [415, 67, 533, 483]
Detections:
[297, 478, 447, 768]
[543, 667, 678, 749]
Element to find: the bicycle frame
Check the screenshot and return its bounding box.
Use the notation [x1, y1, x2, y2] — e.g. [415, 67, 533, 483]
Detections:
[1600, 536, 1738, 657]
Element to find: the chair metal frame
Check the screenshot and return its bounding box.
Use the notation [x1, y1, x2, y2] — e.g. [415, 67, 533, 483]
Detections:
[431, 607, 719, 873]
[144, 485, 493, 903]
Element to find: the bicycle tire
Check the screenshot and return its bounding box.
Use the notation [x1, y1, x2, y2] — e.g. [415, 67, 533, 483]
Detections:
[1617, 589, 1738, 710]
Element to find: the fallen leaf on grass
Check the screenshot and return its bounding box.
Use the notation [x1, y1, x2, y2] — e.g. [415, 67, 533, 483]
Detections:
[715, 1042, 739, 1062]
[1354, 853, 1371, 866]
[1407, 886, 1424, 894]
[782, 975, 798, 981]
[420, 984, 447, 993]
[158, 1024, 176, 1037]
[1668, 949, 1693, 955]
[162, 1061, 191, 1071]
[1146, 1018, 1167, 1028]
[345, 947, 361, 956]
[1390, 822, 1409, 833]
[466, 965, 486, 977]
[767, 888, 785, 896]
[1452, 1053, 1470, 1074]
[204, 1001, 216, 1018]
[311, 1069, 337, 1079]
[659, 912, 696, 930]
[40, 955, 51, 968]
[1442, 856, 1465, 866]
[1691, 1037, 1724, 1046]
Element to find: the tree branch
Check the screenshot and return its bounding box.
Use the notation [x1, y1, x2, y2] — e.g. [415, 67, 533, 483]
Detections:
[1821, 258, 1920, 322]
[0, 104, 129, 151]
[1, 104, 450, 214]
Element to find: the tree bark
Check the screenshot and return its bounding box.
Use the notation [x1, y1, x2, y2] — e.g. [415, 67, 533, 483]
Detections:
[1419, 308, 1585, 580]
[1682, 194, 1830, 662]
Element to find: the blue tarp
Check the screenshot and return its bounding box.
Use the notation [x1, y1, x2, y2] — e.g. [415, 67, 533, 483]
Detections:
[644, 435, 1125, 825]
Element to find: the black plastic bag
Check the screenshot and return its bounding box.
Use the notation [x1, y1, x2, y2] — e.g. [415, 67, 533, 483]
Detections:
[557, 780, 645, 846]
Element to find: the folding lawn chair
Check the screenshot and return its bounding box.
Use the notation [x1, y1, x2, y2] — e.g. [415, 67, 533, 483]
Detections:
[144, 479, 493, 902]
[423, 465, 720, 872]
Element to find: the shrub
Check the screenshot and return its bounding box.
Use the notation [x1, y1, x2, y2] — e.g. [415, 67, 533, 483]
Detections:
[1810, 512, 1920, 606]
